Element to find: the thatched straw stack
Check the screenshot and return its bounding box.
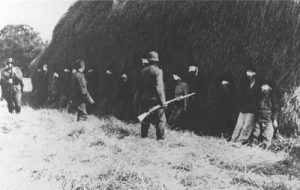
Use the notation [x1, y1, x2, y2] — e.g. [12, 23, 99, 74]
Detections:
[33, 0, 300, 135]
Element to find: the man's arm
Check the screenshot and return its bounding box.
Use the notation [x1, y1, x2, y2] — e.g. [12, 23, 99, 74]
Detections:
[78, 76, 94, 103]
[155, 68, 166, 106]
[183, 83, 189, 110]
[271, 93, 280, 127]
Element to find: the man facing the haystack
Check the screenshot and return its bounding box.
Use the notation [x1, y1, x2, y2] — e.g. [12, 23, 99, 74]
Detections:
[71, 60, 95, 121]
[135, 51, 167, 140]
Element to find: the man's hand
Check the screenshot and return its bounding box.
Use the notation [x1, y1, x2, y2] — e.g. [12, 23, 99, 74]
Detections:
[89, 97, 95, 104]
[161, 102, 167, 109]
[8, 78, 13, 84]
[273, 119, 278, 129]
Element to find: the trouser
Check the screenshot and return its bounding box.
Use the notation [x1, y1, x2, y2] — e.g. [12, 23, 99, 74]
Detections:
[231, 112, 255, 143]
[5, 92, 22, 113]
[76, 102, 88, 121]
[251, 121, 274, 149]
[219, 113, 236, 140]
[141, 101, 166, 140]
[167, 104, 185, 130]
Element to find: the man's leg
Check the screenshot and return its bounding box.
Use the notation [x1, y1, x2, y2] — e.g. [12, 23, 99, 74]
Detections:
[172, 107, 185, 129]
[155, 109, 166, 140]
[141, 121, 150, 138]
[14, 92, 22, 113]
[5, 95, 14, 113]
[236, 113, 255, 144]
[231, 113, 244, 142]
[261, 122, 274, 149]
[249, 122, 261, 146]
[77, 102, 88, 121]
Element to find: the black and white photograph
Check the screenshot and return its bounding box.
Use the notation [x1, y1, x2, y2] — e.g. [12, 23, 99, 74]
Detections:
[0, 0, 299, 189]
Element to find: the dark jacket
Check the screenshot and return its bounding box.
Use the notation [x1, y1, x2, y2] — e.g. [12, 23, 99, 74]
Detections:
[174, 81, 189, 109]
[239, 80, 261, 114]
[137, 64, 166, 105]
[257, 92, 279, 123]
[71, 71, 91, 105]
[216, 86, 238, 116]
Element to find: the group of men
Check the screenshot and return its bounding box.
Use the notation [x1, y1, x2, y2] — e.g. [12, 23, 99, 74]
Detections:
[1, 51, 280, 149]
[67, 50, 280, 148]
[0, 58, 24, 114]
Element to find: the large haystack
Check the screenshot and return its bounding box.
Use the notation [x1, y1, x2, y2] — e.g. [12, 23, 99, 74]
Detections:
[33, 0, 300, 135]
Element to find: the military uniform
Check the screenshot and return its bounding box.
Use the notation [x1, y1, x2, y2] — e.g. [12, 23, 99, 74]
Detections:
[136, 62, 166, 140]
[71, 71, 93, 121]
[1, 66, 24, 113]
[168, 80, 189, 129]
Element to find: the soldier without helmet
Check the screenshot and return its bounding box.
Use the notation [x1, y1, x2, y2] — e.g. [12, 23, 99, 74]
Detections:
[70, 60, 95, 121]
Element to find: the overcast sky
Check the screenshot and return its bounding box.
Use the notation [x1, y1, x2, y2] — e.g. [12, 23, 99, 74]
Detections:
[0, 0, 77, 41]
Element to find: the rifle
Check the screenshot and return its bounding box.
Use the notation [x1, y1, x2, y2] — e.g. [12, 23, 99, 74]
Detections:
[137, 92, 196, 122]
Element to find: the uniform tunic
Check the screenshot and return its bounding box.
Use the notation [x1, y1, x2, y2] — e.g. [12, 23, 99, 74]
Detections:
[1, 66, 24, 113]
[71, 71, 92, 121]
[136, 63, 166, 140]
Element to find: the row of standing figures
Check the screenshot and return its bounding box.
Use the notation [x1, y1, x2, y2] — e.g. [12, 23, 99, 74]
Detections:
[30, 51, 281, 149]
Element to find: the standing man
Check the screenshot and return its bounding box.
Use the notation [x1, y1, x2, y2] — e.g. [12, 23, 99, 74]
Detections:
[185, 65, 204, 133]
[135, 51, 167, 140]
[71, 60, 95, 121]
[231, 65, 260, 144]
[115, 73, 132, 120]
[216, 74, 238, 139]
[250, 80, 279, 149]
[1, 58, 24, 113]
[167, 73, 189, 130]
[35, 64, 49, 106]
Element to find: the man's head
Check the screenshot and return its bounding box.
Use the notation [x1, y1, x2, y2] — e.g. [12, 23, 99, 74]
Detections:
[147, 51, 159, 63]
[221, 80, 230, 90]
[172, 74, 181, 83]
[74, 59, 85, 72]
[220, 74, 232, 90]
[261, 80, 273, 95]
[188, 65, 198, 77]
[245, 65, 256, 80]
[42, 64, 48, 72]
[121, 73, 128, 82]
[6, 58, 14, 68]
[141, 58, 149, 66]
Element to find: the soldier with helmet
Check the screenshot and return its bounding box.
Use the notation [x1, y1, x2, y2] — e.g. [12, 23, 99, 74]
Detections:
[1, 58, 24, 113]
[135, 51, 167, 140]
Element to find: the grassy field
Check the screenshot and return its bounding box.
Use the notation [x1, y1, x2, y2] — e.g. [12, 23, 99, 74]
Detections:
[0, 97, 299, 190]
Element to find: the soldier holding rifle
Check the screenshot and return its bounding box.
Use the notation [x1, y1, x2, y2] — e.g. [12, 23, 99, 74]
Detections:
[0, 58, 24, 113]
[135, 51, 167, 140]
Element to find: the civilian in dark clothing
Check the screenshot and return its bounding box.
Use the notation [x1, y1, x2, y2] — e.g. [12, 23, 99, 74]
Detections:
[216, 74, 238, 139]
[185, 65, 204, 133]
[231, 65, 260, 144]
[250, 80, 279, 149]
[71, 60, 95, 121]
[101, 64, 117, 115]
[58, 67, 73, 110]
[116, 73, 132, 120]
[168, 74, 189, 130]
[35, 64, 49, 106]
